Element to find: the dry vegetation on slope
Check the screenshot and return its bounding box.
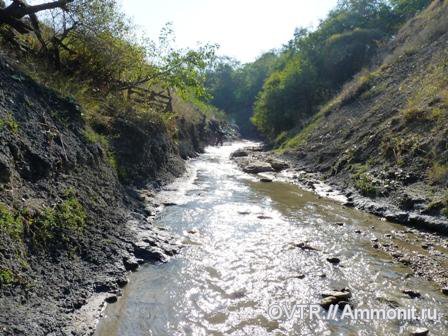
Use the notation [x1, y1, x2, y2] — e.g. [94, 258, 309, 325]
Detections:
[286, 0, 448, 227]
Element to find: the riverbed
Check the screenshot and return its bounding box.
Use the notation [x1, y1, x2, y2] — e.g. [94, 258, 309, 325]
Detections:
[96, 142, 448, 336]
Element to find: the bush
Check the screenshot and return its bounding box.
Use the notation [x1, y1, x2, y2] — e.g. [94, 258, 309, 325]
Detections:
[30, 194, 86, 251]
[428, 163, 448, 185]
[0, 268, 15, 286]
[351, 164, 379, 197]
[0, 113, 20, 134]
[0, 203, 23, 240]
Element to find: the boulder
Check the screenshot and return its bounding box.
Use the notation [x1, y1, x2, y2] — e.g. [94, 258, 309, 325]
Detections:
[242, 161, 274, 174]
[409, 327, 429, 336]
[326, 257, 341, 265]
[269, 160, 289, 172]
[230, 149, 249, 158]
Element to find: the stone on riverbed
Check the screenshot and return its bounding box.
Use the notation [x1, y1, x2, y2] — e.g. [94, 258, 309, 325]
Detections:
[320, 296, 338, 309]
[409, 327, 429, 336]
[442, 287, 448, 295]
[105, 295, 118, 304]
[230, 149, 249, 158]
[320, 288, 352, 309]
[401, 289, 421, 299]
[326, 257, 341, 265]
[242, 161, 274, 174]
[268, 159, 289, 172]
[295, 242, 319, 251]
[321, 290, 352, 301]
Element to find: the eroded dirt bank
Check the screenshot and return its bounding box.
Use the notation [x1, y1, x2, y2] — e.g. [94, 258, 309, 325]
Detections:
[0, 54, 235, 336]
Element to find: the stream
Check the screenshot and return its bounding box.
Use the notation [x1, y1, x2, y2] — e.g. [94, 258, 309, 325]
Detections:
[96, 142, 448, 336]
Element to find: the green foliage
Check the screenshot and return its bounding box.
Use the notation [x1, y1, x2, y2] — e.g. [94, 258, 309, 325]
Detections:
[3, 0, 220, 162]
[205, 53, 277, 136]
[277, 113, 324, 152]
[351, 163, 379, 197]
[204, 0, 432, 140]
[0, 113, 20, 134]
[0, 268, 15, 286]
[30, 194, 86, 251]
[83, 127, 118, 170]
[390, 0, 432, 19]
[252, 57, 319, 139]
[0, 203, 23, 240]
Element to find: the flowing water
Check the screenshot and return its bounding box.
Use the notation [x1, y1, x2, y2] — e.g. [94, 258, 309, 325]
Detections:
[96, 142, 448, 336]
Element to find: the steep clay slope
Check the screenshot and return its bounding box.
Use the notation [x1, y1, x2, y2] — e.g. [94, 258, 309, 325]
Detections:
[289, 0, 448, 232]
[0, 53, 230, 335]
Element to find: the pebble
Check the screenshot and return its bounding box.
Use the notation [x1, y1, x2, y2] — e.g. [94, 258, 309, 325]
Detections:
[326, 257, 341, 265]
[105, 295, 118, 304]
[441, 287, 448, 295]
[320, 296, 338, 309]
[321, 290, 351, 300]
[401, 289, 421, 299]
[409, 327, 429, 336]
[295, 242, 319, 251]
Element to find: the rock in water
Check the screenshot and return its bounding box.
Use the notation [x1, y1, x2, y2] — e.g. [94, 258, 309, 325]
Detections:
[321, 290, 351, 301]
[401, 289, 421, 299]
[242, 161, 274, 174]
[320, 296, 338, 309]
[326, 257, 341, 265]
[230, 149, 249, 158]
[269, 160, 289, 172]
[105, 295, 118, 304]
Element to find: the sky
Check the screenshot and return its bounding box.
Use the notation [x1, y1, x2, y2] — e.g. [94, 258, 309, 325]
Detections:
[121, 0, 339, 63]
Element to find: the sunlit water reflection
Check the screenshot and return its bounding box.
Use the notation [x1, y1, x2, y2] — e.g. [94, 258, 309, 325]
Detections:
[96, 142, 448, 336]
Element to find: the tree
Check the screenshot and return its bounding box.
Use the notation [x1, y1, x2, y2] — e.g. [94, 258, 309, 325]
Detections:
[0, 0, 73, 47]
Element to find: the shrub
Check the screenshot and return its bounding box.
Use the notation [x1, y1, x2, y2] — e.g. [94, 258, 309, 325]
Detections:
[84, 127, 118, 171]
[351, 164, 379, 197]
[0, 113, 20, 134]
[354, 174, 379, 197]
[0, 268, 15, 286]
[0, 203, 23, 240]
[428, 163, 448, 185]
[30, 195, 86, 251]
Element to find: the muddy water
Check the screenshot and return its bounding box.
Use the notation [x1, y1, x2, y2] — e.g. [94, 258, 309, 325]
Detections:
[96, 142, 448, 336]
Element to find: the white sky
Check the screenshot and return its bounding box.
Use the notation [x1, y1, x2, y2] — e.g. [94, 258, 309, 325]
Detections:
[121, 0, 338, 63]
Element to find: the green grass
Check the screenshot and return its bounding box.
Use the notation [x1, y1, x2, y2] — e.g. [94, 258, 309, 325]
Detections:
[84, 127, 118, 171]
[351, 163, 379, 197]
[428, 163, 448, 185]
[31, 194, 86, 250]
[0, 113, 20, 134]
[0, 268, 15, 286]
[277, 114, 323, 152]
[0, 203, 23, 240]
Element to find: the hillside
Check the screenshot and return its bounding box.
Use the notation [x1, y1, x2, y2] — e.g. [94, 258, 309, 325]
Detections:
[0, 49, 234, 335]
[282, 0, 448, 231]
